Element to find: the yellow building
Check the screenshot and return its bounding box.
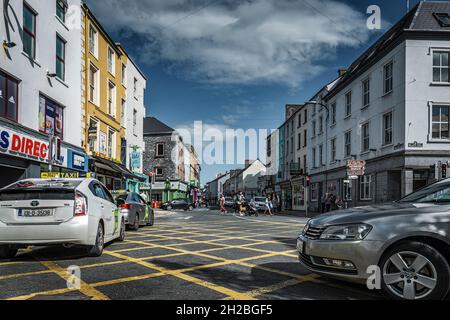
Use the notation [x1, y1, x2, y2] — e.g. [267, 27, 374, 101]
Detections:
[81, 4, 130, 190]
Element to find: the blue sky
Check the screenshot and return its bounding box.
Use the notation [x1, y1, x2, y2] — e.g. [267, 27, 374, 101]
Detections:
[86, 0, 426, 183]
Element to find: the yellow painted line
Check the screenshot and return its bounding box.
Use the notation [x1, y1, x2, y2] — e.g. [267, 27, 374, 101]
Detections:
[35, 259, 109, 301]
[0, 269, 54, 281]
[102, 250, 255, 300]
[7, 288, 75, 300]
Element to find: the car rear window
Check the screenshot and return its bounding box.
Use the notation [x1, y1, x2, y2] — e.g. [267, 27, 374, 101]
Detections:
[3, 179, 82, 191]
[0, 189, 75, 201]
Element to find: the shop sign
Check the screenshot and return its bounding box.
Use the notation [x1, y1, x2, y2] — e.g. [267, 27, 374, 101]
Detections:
[67, 150, 88, 172]
[347, 160, 366, 177]
[0, 127, 49, 162]
[41, 172, 80, 179]
[130, 151, 141, 170]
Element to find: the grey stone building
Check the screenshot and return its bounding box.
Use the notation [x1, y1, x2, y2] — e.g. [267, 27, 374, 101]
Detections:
[143, 117, 188, 202]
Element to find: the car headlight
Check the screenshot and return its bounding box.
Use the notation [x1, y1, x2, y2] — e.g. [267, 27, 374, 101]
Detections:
[320, 224, 372, 241]
[300, 221, 310, 236]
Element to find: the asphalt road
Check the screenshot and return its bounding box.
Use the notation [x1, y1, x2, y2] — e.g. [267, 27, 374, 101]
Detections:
[0, 209, 382, 300]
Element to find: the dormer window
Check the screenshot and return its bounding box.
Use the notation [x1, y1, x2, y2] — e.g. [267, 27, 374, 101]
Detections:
[434, 13, 450, 27]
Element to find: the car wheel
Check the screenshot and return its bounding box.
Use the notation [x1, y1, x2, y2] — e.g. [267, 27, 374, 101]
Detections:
[86, 223, 105, 257]
[167, 205, 172, 211]
[147, 211, 155, 226]
[131, 214, 140, 231]
[117, 218, 126, 242]
[380, 241, 450, 300]
[0, 245, 18, 259]
[188, 205, 194, 211]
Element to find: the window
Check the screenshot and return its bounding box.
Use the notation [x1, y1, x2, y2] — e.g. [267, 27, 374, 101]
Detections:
[23, 4, 36, 59]
[286, 123, 290, 136]
[297, 133, 301, 150]
[107, 128, 116, 159]
[434, 13, 450, 27]
[303, 155, 307, 173]
[56, 35, 66, 80]
[312, 148, 316, 168]
[319, 144, 323, 166]
[133, 109, 137, 136]
[432, 105, 450, 140]
[108, 82, 116, 117]
[88, 118, 98, 152]
[134, 77, 138, 97]
[383, 112, 393, 145]
[331, 138, 336, 163]
[156, 143, 164, 157]
[362, 78, 370, 107]
[298, 113, 302, 128]
[286, 140, 289, 157]
[345, 92, 352, 118]
[39, 95, 64, 138]
[120, 99, 126, 127]
[433, 51, 449, 83]
[331, 102, 336, 125]
[311, 183, 318, 202]
[345, 131, 352, 158]
[89, 24, 98, 57]
[121, 64, 127, 85]
[107, 47, 115, 74]
[0, 71, 19, 122]
[155, 167, 164, 177]
[360, 175, 372, 200]
[319, 115, 323, 133]
[384, 61, 393, 94]
[303, 130, 307, 147]
[361, 122, 370, 152]
[56, 0, 67, 22]
[303, 109, 307, 124]
[312, 121, 316, 137]
[89, 64, 99, 104]
[290, 137, 294, 154]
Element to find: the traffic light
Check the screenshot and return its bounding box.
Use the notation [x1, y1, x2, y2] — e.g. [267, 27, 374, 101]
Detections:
[442, 163, 447, 179]
[306, 176, 311, 187]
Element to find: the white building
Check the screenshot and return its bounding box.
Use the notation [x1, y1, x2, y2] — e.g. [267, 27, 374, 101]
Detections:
[0, 0, 88, 187]
[307, 1, 450, 211]
[237, 160, 266, 198]
[119, 49, 148, 192]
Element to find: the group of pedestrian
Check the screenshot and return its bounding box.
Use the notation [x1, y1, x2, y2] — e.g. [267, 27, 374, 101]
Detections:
[321, 192, 344, 213]
[218, 192, 277, 217]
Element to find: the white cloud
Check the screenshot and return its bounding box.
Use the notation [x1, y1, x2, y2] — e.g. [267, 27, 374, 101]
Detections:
[86, 0, 371, 87]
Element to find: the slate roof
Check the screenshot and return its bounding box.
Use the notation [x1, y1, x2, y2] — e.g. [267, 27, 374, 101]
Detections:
[143, 117, 175, 135]
[326, 1, 450, 100]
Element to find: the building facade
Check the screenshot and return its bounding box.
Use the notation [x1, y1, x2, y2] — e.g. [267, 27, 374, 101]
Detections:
[117, 45, 148, 192]
[307, 2, 450, 211]
[0, 0, 88, 188]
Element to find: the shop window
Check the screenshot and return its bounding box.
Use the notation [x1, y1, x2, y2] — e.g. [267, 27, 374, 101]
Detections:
[311, 183, 318, 202]
[39, 95, 64, 138]
[343, 180, 352, 201]
[360, 175, 372, 201]
[0, 71, 19, 122]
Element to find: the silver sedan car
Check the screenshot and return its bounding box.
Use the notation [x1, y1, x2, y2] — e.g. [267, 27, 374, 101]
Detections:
[298, 179, 450, 300]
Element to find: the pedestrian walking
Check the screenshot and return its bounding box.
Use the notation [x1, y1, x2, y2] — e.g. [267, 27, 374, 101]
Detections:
[238, 192, 245, 216]
[219, 194, 227, 215]
[264, 196, 273, 216]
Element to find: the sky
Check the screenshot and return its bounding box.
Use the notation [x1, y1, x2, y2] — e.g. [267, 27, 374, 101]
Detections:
[85, 0, 427, 184]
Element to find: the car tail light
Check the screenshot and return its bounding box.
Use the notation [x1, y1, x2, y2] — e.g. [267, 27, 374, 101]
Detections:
[74, 191, 87, 217]
[119, 203, 131, 209]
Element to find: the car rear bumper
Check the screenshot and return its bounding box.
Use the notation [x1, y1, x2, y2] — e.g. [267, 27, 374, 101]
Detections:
[297, 235, 384, 284]
[0, 216, 92, 246]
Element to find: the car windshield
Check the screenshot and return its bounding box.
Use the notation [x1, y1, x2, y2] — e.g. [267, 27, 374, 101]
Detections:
[399, 181, 450, 203]
[254, 197, 266, 202]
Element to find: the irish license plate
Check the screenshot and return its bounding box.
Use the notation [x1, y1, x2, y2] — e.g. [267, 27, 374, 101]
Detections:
[18, 209, 54, 218]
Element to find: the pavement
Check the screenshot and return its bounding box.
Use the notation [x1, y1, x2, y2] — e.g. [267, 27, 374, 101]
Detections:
[0, 209, 382, 300]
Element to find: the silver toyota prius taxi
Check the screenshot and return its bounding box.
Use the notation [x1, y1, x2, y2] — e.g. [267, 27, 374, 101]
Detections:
[298, 179, 450, 300]
[0, 178, 125, 259]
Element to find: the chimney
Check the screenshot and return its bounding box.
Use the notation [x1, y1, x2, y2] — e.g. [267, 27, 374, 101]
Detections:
[338, 68, 348, 77]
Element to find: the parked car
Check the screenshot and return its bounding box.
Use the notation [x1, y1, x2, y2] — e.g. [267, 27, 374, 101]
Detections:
[161, 199, 194, 211]
[0, 178, 125, 259]
[297, 179, 450, 300]
[251, 197, 267, 212]
[115, 192, 155, 231]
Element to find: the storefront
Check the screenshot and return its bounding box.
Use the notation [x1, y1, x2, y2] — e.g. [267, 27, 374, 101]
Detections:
[0, 121, 88, 188]
[125, 150, 148, 193]
[89, 156, 138, 191]
[151, 180, 189, 203]
[280, 181, 292, 211]
[291, 177, 306, 211]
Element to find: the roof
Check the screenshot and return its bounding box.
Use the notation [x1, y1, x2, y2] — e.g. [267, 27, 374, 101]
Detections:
[326, 1, 450, 100]
[143, 117, 175, 135]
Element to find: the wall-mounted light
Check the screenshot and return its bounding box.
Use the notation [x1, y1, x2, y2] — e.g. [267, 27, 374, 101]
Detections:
[2, 40, 16, 48]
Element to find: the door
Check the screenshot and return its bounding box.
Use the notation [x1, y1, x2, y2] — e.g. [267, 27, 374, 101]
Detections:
[100, 185, 119, 239]
[131, 193, 144, 224]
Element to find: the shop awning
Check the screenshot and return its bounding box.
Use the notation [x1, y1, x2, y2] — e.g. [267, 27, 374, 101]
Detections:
[93, 156, 147, 182]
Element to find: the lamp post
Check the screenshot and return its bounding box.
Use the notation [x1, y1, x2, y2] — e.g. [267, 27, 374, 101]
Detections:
[307, 100, 330, 208]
